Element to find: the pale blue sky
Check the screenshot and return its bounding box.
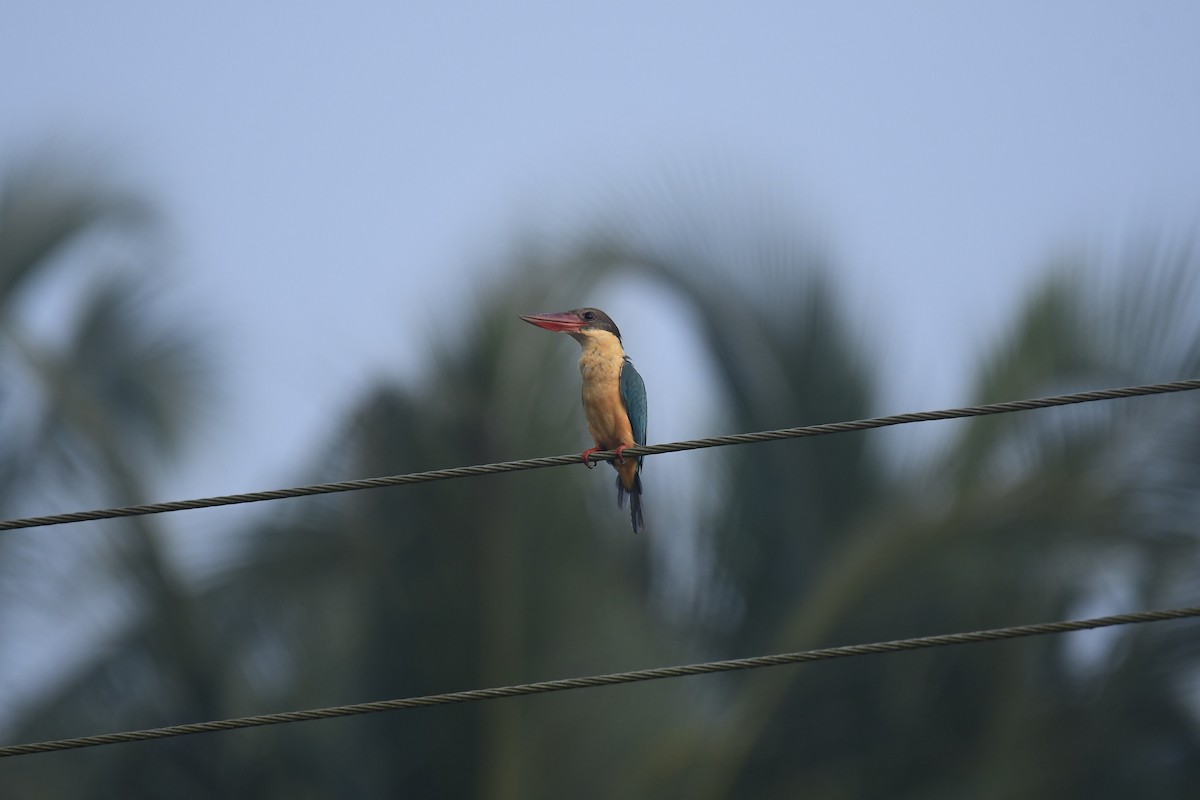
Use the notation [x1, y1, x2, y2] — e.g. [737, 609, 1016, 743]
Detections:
[3, 2, 1200, 537]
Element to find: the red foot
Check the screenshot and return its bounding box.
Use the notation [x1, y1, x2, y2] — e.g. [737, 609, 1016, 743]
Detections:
[613, 444, 629, 464]
[581, 447, 601, 468]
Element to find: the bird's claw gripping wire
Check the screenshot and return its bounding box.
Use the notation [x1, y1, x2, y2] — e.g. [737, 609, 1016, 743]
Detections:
[580, 445, 630, 468]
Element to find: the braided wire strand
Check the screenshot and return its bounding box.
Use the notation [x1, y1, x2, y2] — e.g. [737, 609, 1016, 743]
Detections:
[2, 379, 1198, 532]
[2, 605, 1198, 758]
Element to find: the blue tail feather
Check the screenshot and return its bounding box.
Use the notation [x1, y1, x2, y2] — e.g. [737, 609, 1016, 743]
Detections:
[616, 472, 645, 534]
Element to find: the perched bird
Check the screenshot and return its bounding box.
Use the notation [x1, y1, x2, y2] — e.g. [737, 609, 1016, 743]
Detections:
[519, 307, 647, 533]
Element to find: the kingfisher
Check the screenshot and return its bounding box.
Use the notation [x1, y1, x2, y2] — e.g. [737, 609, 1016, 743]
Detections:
[519, 307, 647, 533]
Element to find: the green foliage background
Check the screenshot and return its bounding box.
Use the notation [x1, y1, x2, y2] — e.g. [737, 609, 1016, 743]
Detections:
[2, 156, 1200, 797]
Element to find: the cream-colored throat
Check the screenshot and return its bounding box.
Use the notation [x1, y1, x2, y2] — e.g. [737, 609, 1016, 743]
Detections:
[576, 330, 626, 381]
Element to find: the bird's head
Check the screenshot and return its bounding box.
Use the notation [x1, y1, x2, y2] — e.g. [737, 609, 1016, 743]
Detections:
[519, 307, 622, 344]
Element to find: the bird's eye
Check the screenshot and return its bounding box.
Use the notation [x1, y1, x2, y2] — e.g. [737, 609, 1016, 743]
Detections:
[583, 311, 595, 321]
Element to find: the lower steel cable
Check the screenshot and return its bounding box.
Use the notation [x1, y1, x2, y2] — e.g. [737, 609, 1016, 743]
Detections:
[2, 605, 1198, 758]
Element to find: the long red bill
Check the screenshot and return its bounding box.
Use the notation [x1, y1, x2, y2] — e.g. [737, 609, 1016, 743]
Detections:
[518, 312, 584, 333]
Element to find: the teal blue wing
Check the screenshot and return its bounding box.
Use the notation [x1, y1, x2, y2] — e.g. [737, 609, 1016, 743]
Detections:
[618, 356, 647, 533]
[620, 357, 647, 449]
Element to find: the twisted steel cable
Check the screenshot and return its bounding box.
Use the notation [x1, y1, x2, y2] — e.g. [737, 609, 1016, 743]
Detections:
[2, 379, 1197, 532]
[2, 605, 1197, 758]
